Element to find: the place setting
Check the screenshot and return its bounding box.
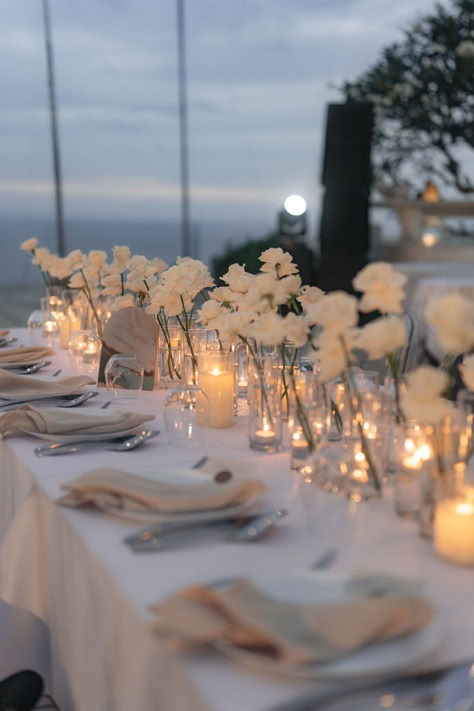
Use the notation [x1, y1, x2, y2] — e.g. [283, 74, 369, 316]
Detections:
[0, 371, 98, 411]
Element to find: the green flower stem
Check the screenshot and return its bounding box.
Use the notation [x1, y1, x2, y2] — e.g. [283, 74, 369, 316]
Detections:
[339, 335, 381, 492]
[239, 334, 274, 428]
[331, 399, 343, 433]
[79, 268, 104, 340]
[288, 367, 315, 453]
[178, 295, 197, 384]
[156, 310, 181, 380]
[387, 352, 405, 425]
[120, 272, 124, 296]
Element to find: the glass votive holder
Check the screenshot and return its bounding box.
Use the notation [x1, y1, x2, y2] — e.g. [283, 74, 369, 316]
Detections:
[342, 436, 382, 503]
[234, 342, 248, 398]
[164, 384, 209, 447]
[434, 496, 474, 566]
[326, 378, 346, 441]
[393, 423, 430, 519]
[68, 330, 101, 375]
[104, 354, 145, 404]
[248, 356, 282, 452]
[197, 352, 234, 428]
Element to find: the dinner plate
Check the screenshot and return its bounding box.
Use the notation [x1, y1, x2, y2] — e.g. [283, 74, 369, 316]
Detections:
[214, 570, 443, 680]
[93, 464, 264, 524]
[0, 382, 87, 401]
[0, 360, 49, 369]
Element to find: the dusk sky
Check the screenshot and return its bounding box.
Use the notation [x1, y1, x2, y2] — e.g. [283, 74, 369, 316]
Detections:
[1, 0, 446, 236]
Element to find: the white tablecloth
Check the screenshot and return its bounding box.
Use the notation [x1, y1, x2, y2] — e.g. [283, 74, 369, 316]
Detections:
[2, 329, 474, 711]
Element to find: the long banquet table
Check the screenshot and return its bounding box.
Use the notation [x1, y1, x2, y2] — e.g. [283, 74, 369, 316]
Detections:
[1, 328, 474, 711]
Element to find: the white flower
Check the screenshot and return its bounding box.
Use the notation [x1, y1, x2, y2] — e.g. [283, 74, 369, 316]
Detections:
[101, 273, 122, 297]
[259, 247, 298, 277]
[125, 268, 150, 293]
[111, 294, 135, 312]
[66, 249, 86, 268]
[21, 238, 38, 251]
[354, 316, 406, 359]
[305, 291, 358, 334]
[47, 257, 72, 280]
[297, 285, 325, 309]
[244, 273, 279, 310]
[113, 245, 131, 265]
[88, 250, 107, 268]
[456, 40, 474, 58]
[311, 331, 346, 382]
[425, 291, 474, 355]
[213, 310, 253, 348]
[69, 272, 86, 289]
[460, 355, 474, 391]
[128, 255, 148, 271]
[274, 275, 302, 305]
[221, 264, 254, 293]
[283, 313, 309, 347]
[248, 312, 286, 346]
[401, 390, 452, 425]
[353, 262, 407, 314]
[406, 365, 448, 397]
[211, 286, 242, 305]
[149, 257, 167, 275]
[31, 247, 50, 266]
[196, 300, 224, 327]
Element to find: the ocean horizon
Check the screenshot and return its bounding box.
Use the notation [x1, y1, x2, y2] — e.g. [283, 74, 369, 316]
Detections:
[0, 214, 294, 286]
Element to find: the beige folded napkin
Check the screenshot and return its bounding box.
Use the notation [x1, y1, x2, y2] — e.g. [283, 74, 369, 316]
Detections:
[57, 467, 267, 512]
[0, 406, 154, 437]
[151, 580, 434, 664]
[0, 372, 94, 400]
[0, 346, 55, 365]
[0, 330, 9, 338]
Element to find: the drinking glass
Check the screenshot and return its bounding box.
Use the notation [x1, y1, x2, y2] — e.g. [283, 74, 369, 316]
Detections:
[105, 354, 144, 404]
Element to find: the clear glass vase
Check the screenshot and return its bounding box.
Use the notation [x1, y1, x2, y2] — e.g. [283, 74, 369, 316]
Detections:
[157, 325, 184, 389]
[164, 384, 210, 447]
[248, 356, 282, 452]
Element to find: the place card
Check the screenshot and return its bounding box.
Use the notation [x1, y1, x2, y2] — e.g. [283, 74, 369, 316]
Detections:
[97, 306, 158, 391]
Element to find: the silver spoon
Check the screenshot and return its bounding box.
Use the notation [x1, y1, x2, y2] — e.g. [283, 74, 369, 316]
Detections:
[34, 430, 159, 457]
[58, 391, 99, 408]
[0, 337, 18, 347]
[9, 361, 52, 374]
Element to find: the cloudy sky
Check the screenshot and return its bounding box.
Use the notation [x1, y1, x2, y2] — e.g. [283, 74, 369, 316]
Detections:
[0, 0, 446, 234]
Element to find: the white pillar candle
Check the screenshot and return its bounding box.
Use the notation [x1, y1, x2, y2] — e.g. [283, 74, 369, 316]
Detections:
[434, 497, 474, 566]
[198, 366, 234, 428]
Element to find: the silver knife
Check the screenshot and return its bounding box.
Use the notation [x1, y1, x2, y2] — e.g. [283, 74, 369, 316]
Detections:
[129, 509, 287, 552]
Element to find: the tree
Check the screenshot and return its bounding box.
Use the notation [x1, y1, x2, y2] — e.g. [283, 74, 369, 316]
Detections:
[342, 0, 474, 195]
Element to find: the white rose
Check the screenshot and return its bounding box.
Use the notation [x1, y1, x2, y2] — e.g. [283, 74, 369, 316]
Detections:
[125, 268, 148, 293]
[460, 355, 474, 391]
[47, 257, 72, 280]
[66, 249, 86, 270]
[69, 272, 86, 289]
[259, 247, 298, 277]
[297, 285, 325, 309]
[359, 285, 405, 314]
[354, 316, 406, 359]
[221, 264, 254, 293]
[111, 294, 136, 312]
[20, 238, 38, 251]
[425, 291, 474, 355]
[88, 250, 108, 268]
[353, 262, 407, 314]
[101, 273, 122, 297]
[305, 291, 358, 334]
[214, 310, 253, 347]
[274, 275, 302, 305]
[113, 245, 131, 265]
[244, 273, 279, 309]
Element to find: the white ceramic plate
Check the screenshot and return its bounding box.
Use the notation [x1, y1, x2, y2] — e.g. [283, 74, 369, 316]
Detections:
[93, 464, 263, 524]
[214, 570, 443, 680]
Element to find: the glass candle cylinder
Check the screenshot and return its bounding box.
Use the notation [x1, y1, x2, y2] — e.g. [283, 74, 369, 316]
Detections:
[164, 384, 210, 447]
[197, 352, 234, 428]
[279, 343, 301, 421]
[393, 422, 431, 519]
[342, 436, 382, 503]
[434, 496, 474, 566]
[234, 342, 248, 398]
[326, 379, 346, 441]
[248, 356, 282, 452]
[68, 330, 101, 375]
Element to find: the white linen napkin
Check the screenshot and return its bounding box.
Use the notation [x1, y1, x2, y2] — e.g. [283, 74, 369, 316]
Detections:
[57, 467, 267, 512]
[0, 406, 154, 437]
[0, 346, 55, 365]
[151, 579, 435, 664]
[0, 371, 94, 400]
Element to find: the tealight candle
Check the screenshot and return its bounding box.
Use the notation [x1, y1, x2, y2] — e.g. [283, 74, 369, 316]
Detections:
[197, 354, 234, 428]
[82, 341, 98, 363]
[254, 423, 276, 440]
[434, 497, 474, 566]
